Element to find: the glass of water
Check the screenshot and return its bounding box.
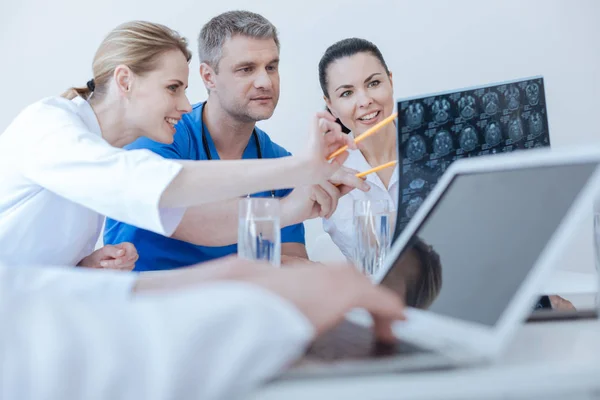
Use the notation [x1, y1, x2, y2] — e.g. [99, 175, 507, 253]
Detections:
[353, 199, 394, 277]
[238, 197, 281, 267]
[593, 201, 600, 308]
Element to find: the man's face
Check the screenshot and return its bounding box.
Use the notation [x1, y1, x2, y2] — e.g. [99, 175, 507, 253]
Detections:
[211, 35, 280, 122]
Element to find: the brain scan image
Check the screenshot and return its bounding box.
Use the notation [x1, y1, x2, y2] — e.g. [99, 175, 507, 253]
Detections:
[432, 98, 451, 123]
[458, 95, 477, 119]
[528, 111, 544, 137]
[459, 125, 479, 151]
[406, 135, 427, 161]
[406, 196, 424, 218]
[409, 178, 425, 190]
[433, 130, 453, 156]
[397, 78, 549, 236]
[505, 85, 521, 110]
[508, 118, 524, 141]
[525, 82, 540, 106]
[439, 161, 451, 172]
[484, 122, 503, 146]
[482, 92, 500, 115]
[406, 103, 425, 128]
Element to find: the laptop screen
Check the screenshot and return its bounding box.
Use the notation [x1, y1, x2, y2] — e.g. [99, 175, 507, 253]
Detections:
[381, 162, 597, 327]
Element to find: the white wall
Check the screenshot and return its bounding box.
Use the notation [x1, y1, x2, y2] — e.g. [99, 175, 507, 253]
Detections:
[1, 0, 599, 272]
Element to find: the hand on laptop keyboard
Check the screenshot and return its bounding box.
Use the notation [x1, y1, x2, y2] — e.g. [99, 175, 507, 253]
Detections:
[235, 263, 406, 343]
[140, 257, 406, 343]
[307, 319, 425, 361]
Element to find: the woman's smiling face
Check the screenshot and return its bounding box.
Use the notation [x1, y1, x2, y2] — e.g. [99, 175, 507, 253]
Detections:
[324, 52, 394, 136]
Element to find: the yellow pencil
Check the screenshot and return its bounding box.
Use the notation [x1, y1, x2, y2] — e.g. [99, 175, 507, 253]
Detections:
[355, 160, 398, 179]
[335, 160, 398, 187]
[327, 112, 398, 161]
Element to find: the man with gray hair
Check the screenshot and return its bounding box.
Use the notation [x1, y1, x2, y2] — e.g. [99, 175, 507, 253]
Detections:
[104, 10, 369, 271]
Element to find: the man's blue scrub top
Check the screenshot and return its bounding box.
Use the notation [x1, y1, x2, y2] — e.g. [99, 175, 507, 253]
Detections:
[104, 102, 305, 271]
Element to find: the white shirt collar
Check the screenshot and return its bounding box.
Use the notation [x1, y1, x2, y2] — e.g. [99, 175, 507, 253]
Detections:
[71, 96, 102, 137]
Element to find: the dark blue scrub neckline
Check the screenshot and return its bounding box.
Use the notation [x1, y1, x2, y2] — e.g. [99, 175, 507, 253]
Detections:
[200, 104, 274, 198]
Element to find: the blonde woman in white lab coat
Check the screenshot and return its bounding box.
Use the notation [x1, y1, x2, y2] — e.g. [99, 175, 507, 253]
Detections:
[0, 21, 354, 271]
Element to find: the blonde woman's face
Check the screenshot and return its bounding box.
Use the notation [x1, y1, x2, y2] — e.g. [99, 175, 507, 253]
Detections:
[128, 49, 192, 144]
[325, 52, 394, 136]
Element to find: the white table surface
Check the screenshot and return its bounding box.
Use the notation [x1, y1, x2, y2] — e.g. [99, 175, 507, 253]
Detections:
[250, 269, 600, 400]
[251, 319, 600, 400]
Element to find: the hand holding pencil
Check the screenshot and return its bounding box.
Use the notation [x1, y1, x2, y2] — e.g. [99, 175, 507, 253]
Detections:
[326, 111, 399, 190]
[302, 111, 359, 185]
[332, 161, 398, 191]
[327, 112, 398, 160]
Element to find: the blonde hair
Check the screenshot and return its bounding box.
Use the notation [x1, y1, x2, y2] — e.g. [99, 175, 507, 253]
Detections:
[61, 21, 192, 100]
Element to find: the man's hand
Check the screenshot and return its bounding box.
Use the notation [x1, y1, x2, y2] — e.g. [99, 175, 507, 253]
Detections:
[329, 166, 370, 196]
[238, 263, 405, 342]
[549, 295, 576, 311]
[281, 184, 340, 225]
[281, 168, 369, 226]
[132, 257, 405, 343]
[77, 242, 138, 271]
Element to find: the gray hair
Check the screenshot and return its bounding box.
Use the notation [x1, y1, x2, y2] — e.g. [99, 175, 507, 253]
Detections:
[198, 10, 280, 72]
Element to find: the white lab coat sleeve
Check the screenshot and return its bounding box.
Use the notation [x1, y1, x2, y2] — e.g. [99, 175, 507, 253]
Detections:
[0, 264, 137, 299]
[0, 282, 314, 400]
[14, 104, 185, 236]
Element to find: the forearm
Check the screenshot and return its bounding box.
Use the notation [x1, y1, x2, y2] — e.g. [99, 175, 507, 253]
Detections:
[172, 199, 305, 247]
[160, 157, 309, 209]
[171, 200, 240, 246]
[281, 243, 309, 259]
[131, 257, 253, 293]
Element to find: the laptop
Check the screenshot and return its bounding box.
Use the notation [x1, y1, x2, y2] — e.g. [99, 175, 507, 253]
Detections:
[279, 146, 600, 380]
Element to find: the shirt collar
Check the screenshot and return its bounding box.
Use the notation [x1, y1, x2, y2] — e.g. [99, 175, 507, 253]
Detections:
[71, 96, 102, 137]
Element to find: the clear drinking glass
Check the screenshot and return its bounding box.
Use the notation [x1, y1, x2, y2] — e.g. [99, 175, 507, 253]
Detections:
[593, 201, 600, 308]
[353, 199, 394, 277]
[238, 197, 281, 267]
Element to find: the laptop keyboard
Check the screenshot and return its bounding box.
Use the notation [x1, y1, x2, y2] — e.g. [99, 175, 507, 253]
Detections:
[306, 319, 429, 362]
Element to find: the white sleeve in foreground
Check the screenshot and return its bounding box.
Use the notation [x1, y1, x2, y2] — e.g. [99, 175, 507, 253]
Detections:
[0, 282, 314, 400]
[0, 264, 137, 299]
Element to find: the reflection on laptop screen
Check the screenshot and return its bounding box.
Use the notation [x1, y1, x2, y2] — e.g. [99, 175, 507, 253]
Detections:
[381, 163, 597, 327]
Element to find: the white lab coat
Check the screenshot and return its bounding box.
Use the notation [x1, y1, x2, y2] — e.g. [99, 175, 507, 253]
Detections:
[0, 96, 185, 267]
[0, 264, 313, 400]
